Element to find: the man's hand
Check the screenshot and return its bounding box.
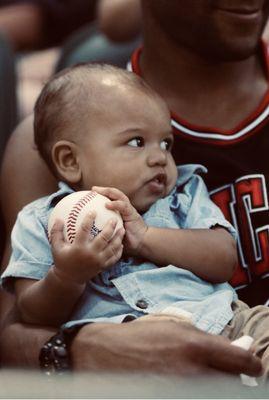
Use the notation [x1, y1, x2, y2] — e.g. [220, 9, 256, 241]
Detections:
[71, 321, 263, 377]
[92, 186, 148, 256]
[50, 212, 125, 284]
[0, 311, 263, 378]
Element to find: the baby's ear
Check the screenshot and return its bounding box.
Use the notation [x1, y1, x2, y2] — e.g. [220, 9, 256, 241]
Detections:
[52, 140, 81, 183]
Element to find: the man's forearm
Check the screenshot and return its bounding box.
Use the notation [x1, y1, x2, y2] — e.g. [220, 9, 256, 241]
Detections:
[0, 315, 262, 377]
[70, 320, 262, 377]
[0, 291, 55, 367]
[0, 320, 55, 368]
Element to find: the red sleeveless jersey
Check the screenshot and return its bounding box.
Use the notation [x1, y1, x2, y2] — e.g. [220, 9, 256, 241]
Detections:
[130, 47, 269, 307]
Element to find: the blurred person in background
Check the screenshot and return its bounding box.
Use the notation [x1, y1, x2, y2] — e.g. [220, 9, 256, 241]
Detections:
[0, 0, 98, 52]
[0, 0, 98, 118]
[97, 0, 141, 43]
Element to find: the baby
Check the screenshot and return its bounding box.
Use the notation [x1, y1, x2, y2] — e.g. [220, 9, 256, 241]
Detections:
[2, 64, 269, 377]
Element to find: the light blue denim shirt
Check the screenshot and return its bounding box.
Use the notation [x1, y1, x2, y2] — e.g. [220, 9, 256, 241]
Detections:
[1, 164, 238, 334]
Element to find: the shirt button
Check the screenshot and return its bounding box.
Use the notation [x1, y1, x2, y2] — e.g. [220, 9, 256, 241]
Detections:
[136, 299, 148, 309]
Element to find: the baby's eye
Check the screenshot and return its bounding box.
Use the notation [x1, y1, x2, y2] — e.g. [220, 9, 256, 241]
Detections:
[160, 138, 173, 151]
[128, 137, 144, 147]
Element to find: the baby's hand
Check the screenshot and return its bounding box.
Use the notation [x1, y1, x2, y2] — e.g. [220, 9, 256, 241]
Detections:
[50, 211, 125, 285]
[92, 186, 148, 257]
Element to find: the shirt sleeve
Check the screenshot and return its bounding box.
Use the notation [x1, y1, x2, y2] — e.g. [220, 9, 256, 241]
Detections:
[1, 206, 53, 293]
[171, 173, 237, 241]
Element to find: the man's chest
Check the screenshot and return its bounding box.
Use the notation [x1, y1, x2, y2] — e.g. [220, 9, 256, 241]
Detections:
[172, 124, 269, 306]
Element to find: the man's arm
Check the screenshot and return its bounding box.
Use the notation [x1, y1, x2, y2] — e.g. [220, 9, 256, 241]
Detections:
[0, 273, 261, 375]
[0, 115, 57, 236]
[71, 320, 262, 377]
[0, 115, 57, 366]
[0, 298, 56, 367]
[0, 296, 262, 378]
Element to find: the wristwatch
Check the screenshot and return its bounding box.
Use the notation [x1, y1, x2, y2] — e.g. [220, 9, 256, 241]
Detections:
[39, 324, 87, 375]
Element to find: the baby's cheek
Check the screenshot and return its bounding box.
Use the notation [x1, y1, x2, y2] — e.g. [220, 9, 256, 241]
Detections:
[167, 160, 178, 192]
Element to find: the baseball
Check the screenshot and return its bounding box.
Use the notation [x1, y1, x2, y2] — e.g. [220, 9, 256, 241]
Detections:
[48, 190, 123, 243]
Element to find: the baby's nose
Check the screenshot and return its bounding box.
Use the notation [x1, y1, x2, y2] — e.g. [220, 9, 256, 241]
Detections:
[147, 147, 167, 166]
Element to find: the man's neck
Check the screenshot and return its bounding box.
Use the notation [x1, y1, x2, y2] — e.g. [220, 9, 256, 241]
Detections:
[141, 24, 268, 130]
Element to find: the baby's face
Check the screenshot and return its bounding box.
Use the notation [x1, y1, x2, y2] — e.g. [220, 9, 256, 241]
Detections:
[77, 86, 177, 213]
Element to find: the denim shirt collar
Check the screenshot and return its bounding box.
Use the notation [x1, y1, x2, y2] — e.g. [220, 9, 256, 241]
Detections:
[46, 181, 74, 208]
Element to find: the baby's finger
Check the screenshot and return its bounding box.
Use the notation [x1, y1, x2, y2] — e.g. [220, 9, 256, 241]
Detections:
[75, 211, 96, 243]
[106, 199, 133, 218]
[93, 219, 118, 250]
[108, 226, 125, 247]
[103, 243, 124, 269]
[50, 219, 65, 248]
[101, 228, 125, 259]
[92, 186, 128, 201]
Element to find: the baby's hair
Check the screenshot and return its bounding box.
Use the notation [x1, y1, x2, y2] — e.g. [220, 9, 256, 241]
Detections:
[34, 63, 155, 175]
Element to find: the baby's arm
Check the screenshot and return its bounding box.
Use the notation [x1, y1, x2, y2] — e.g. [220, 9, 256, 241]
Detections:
[136, 226, 237, 283]
[14, 213, 124, 326]
[93, 185, 237, 284]
[15, 272, 85, 327]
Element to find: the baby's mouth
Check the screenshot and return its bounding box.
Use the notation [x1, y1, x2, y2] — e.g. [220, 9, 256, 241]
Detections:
[147, 173, 167, 194]
[154, 173, 166, 184]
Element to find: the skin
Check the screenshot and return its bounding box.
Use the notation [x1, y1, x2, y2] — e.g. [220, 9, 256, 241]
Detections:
[143, 0, 269, 61]
[0, 315, 262, 378]
[0, 4, 44, 51]
[98, 0, 142, 42]
[141, 0, 269, 129]
[70, 320, 262, 377]
[98, 0, 269, 46]
[14, 74, 236, 326]
[0, 0, 267, 376]
[68, 83, 177, 212]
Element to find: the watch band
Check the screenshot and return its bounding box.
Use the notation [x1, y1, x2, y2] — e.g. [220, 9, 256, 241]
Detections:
[39, 324, 87, 375]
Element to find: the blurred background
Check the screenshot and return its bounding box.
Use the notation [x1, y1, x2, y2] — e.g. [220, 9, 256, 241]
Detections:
[0, 0, 142, 159]
[0, 0, 142, 260]
[1, 369, 269, 398]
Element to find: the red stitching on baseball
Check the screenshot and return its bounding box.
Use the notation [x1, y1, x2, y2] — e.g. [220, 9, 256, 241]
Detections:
[66, 191, 97, 243]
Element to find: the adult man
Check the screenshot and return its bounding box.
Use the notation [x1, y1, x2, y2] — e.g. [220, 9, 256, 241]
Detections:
[0, 0, 268, 376]
[131, 0, 269, 307]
